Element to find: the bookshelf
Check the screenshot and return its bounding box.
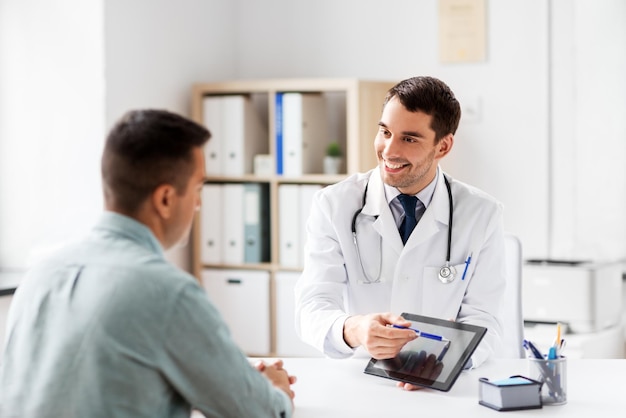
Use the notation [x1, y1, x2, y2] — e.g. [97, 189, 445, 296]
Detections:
[190, 78, 394, 356]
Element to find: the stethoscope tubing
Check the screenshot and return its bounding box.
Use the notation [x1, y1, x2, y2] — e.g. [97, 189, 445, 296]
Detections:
[351, 173, 454, 284]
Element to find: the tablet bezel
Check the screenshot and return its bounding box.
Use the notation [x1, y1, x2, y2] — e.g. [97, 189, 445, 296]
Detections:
[363, 313, 487, 392]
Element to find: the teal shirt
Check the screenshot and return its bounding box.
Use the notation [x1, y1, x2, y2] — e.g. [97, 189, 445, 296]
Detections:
[0, 212, 291, 418]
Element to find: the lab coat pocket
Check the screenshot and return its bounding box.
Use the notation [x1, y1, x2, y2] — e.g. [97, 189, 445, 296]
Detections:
[421, 265, 467, 320]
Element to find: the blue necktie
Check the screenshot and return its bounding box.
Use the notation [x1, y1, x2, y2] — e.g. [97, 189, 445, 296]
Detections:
[398, 194, 419, 245]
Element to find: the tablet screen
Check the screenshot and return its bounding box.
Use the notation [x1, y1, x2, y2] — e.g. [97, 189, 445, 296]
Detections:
[363, 313, 487, 391]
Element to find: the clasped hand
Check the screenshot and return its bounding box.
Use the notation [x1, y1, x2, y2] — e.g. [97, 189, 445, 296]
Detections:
[254, 359, 297, 404]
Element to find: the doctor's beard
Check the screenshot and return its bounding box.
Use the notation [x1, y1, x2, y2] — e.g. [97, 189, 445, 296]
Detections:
[379, 148, 437, 193]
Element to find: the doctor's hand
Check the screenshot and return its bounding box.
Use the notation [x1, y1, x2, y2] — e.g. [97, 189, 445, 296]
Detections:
[343, 312, 417, 359]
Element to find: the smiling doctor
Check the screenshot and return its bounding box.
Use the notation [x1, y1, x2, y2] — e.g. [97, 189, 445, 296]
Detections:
[295, 76, 505, 390]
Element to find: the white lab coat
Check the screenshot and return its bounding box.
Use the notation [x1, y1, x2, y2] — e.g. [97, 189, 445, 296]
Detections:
[295, 167, 505, 367]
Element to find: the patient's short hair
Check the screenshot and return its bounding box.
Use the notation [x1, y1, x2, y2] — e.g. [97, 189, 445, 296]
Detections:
[101, 109, 210, 214]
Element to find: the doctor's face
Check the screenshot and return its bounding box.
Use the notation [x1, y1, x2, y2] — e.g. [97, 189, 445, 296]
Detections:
[374, 97, 453, 196]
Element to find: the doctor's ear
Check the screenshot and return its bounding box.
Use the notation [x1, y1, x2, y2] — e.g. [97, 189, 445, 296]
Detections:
[436, 134, 454, 158]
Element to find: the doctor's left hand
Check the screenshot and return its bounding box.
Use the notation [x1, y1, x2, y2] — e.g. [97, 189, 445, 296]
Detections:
[343, 312, 417, 359]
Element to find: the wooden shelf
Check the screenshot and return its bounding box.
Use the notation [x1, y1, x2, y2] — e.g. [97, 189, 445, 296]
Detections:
[190, 78, 394, 355]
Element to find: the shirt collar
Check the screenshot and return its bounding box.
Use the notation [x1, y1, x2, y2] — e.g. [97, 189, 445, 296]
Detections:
[93, 211, 165, 258]
[383, 165, 440, 208]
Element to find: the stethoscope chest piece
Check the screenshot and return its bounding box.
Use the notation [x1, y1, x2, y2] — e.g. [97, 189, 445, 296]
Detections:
[438, 263, 456, 284]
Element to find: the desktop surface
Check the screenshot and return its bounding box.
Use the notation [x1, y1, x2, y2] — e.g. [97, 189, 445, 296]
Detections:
[269, 357, 624, 417]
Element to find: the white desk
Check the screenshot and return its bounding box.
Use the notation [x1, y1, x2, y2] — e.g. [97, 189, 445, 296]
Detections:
[276, 358, 625, 417]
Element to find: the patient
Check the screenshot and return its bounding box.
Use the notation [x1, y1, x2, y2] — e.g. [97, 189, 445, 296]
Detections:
[0, 109, 296, 417]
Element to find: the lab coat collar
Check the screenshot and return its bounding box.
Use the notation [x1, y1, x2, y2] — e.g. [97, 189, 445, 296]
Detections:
[362, 169, 404, 254]
[427, 169, 452, 227]
[360, 168, 384, 218]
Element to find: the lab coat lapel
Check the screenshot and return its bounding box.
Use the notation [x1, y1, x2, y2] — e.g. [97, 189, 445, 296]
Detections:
[361, 169, 404, 256]
[404, 170, 450, 251]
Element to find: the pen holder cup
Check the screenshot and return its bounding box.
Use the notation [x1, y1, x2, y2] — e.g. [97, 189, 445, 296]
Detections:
[527, 356, 567, 405]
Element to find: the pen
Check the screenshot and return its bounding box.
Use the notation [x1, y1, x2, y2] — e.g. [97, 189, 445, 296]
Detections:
[554, 323, 562, 346]
[390, 325, 448, 341]
[524, 340, 558, 395]
[553, 323, 562, 355]
[523, 339, 545, 360]
[548, 346, 557, 360]
[461, 253, 472, 281]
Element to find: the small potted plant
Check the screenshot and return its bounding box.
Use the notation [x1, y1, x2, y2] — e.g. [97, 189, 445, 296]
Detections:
[324, 141, 342, 175]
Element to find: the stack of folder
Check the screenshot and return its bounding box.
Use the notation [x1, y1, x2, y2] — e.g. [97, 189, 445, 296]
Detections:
[278, 184, 322, 268]
[202, 94, 268, 176]
[200, 183, 270, 265]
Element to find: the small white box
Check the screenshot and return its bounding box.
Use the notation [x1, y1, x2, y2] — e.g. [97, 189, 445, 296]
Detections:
[253, 154, 274, 176]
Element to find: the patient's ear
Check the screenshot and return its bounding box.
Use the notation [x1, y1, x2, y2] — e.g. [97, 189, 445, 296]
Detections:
[152, 184, 176, 219]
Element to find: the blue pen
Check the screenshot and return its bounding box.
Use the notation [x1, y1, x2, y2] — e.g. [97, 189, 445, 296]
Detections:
[548, 346, 558, 360]
[390, 325, 448, 341]
[523, 339, 545, 359]
[461, 253, 472, 281]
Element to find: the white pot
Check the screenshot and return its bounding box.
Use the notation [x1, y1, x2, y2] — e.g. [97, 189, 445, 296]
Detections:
[323, 156, 342, 175]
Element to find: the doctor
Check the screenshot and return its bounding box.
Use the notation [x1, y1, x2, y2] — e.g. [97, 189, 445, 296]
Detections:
[295, 76, 505, 389]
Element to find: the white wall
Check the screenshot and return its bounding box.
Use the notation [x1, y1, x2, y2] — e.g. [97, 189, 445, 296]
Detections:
[550, 0, 626, 261]
[104, 0, 238, 126]
[236, 0, 551, 258]
[0, 0, 105, 269]
[0, 0, 238, 274]
[1, 0, 625, 273]
[234, 0, 626, 262]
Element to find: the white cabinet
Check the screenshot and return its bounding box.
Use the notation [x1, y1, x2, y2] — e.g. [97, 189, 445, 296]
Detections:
[274, 272, 322, 357]
[202, 269, 270, 355]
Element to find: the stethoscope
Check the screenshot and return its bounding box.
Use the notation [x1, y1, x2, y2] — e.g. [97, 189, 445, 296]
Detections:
[351, 175, 455, 284]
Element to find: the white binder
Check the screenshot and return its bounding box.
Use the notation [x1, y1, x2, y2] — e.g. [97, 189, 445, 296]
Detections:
[278, 184, 301, 267]
[220, 95, 268, 176]
[202, 96, 223, 176]
[202, 269, 270, 355]
[275, 271, 323, 357]
[200, 184, 223, 264]
[281, 93, 329, 176]
[222, 184, 244, 265]
[298, 184, 322, 268]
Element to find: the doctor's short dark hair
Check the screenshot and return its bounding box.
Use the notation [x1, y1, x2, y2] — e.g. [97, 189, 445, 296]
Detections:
[101, 109, 210, 215]
[384, 76, 461, 142]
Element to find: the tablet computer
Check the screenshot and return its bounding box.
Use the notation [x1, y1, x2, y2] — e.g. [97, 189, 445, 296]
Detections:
[363, 313, 487, 392]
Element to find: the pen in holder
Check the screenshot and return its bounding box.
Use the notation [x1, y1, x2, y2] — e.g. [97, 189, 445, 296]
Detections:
[527, 355, 567, 405]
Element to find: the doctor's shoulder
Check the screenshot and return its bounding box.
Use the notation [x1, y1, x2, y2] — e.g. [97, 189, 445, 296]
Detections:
[315, 171, 371, 209]
[447, 175, 503, 213]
